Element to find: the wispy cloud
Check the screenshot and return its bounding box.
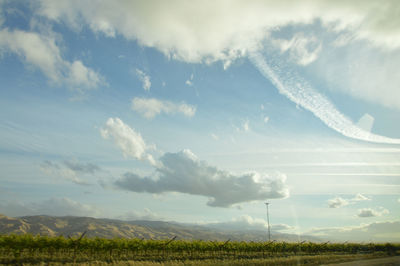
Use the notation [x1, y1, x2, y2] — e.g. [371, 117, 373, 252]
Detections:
[135, 68, 151, 91]
[307, 220, 400, 242]
[114, 149, 289, 207]
[132, 97, 196, 119]
[250, 52, 400, 144]
[100, 117, 156, 165]
[0, 29, 104, 91]
[205, 215, 295, 232]
[40, 160, 97, 185]
[328, 193, 370, 208]
[210, 133, 219, 140]
[63, 160, 101, 174]
[185, 73, 194, 86]
[242, 120, 250, 132]
[0, 198, 101, 217]
[272, 33, 322, 66]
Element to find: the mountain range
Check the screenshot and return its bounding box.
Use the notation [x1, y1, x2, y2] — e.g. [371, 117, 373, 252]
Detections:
[0, 214, 320, 242]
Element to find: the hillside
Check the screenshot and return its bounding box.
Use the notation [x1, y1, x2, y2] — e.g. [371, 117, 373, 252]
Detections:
[0, 214, 319, 242]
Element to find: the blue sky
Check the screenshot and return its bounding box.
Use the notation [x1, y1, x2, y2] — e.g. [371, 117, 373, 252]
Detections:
[0, 0, 399, 242]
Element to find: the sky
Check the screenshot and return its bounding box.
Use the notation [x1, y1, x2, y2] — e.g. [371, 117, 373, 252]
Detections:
[0, 0, 399, 242]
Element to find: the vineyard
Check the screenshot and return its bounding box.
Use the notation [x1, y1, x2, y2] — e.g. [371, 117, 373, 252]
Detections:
[0, 234, 399, 264]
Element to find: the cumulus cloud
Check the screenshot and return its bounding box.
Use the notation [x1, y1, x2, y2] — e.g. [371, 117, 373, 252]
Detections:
[135, 68, 151, 91]
[352, 193, 371, 202]
[115, 149, 289, 207]
[307, 220, 400, 242]
[100, 117, 156, 165]
[205, 215, 295, 232]
[132, 97, 196, 119]
[0, 198, 101, 217]
[40, 160, 95, 185]
[328, 197, 349, 208]
[328, 193, 370, 208]
[100, 119, 288, 207]
[0, 28, 104, 91]
[357, 207, 389, 218]
[31, 0, 400, 112]
[36, 0, 400, 65]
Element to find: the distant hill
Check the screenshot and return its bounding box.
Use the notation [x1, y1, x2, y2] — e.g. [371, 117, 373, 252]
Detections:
[0, 214, 320, 242]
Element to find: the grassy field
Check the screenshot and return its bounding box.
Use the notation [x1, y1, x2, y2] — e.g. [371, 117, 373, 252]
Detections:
[0, 234, 399, 265]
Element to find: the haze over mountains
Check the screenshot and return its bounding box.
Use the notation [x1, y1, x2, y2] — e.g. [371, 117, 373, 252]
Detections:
[0, 214, 320, 242]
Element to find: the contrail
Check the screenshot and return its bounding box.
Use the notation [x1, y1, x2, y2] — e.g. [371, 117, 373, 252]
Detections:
[249, 52, 400, 144]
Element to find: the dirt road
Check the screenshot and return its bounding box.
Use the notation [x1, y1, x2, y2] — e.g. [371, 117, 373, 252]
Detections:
[322, 256, 400, 266]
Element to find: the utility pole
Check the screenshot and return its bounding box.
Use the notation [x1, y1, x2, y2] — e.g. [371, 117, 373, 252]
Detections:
[265, 202, 271, 241]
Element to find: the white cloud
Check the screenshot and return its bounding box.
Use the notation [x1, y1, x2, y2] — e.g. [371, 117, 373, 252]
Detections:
[132, 97, 196, 119]
[273, 33, 322, 65]
[62, 160, 101, 174]
[32, 1, 400, 111]
[135, 68, 151, 91]
[356, 114, 375, 133]
[205, 215, 295, 232]
[0, 198, 101, 217]
[352, 193, 370, 202]
[357, 207, 389, 218]
[101, 117, 156, 165]
[242, 120, 250, 132]
[328, 197, 349, 208]
[250, 52, 400, 144]
[117, 208, 160, 221]
[40, 160, 92, 185]
[67, 60, 103, 90]
[36, 0, 400, 66]
[0, 28, 104, 91]
[328, 193, 370, 208]
[307, 220, 400, 242]
[210, 133, 219, 140]
[314, 43, 400, 110]
[115, 149, 289, 207]
[185, 73, 194, 86]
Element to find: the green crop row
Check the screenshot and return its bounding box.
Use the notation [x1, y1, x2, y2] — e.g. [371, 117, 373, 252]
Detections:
[0, 234, 398, 264]
[1, 234, 398, 254]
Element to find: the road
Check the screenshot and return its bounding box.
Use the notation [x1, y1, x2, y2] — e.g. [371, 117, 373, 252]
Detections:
[322, 256, 400, 266]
